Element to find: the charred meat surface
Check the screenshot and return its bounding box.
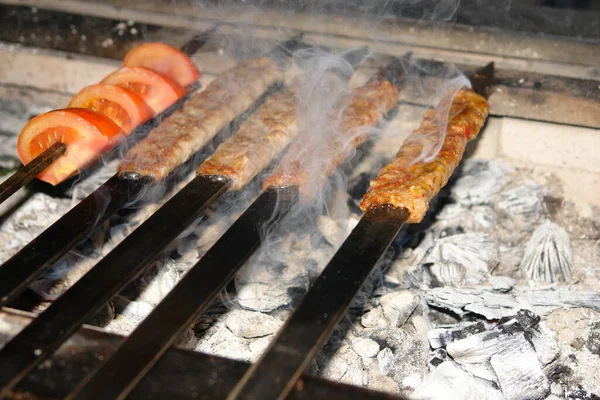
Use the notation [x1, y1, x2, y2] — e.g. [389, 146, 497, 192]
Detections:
[263, 79, 399, 195]
[196, 81, 300, 189]
[118, 57, 283, 180]
[360, 88, 488, 223]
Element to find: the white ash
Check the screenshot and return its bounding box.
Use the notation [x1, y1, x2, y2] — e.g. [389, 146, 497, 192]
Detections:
[493, 179, 546, 232]
[224, 309, 282, 338]
[317, 215, 359, 248]
[520, 219, 573, 284]
[450, 160, 513, 206]
[423, 232, 499, 286]
[413, 361, 504, 400]
[424, 285, 600, 320]
[0, 193, 72, 263]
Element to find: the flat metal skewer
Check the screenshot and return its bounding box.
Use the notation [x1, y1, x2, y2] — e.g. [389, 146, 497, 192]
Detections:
[0, 29, 263, 307]
[228, 63, 496, 400]
[0, 175, 230, 396]
[67, 186, 299, 400]
[0, 142, 66, 205]
[227, 206, 409, 400]
[67, 52, 407, 400]
[0, 173, 148, 307]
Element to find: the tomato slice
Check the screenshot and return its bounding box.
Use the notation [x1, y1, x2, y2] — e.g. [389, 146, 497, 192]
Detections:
[16, 108, 124, 186]
[123, 43, 200, 87]
[101, 67, 186, 114]
[68, 83, 153, 134]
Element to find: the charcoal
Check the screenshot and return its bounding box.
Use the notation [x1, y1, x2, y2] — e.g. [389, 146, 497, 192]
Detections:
[584, 321, 600, 356]
[493, 179, 546, 231]
[429, 261, 466, 287]
[112, 296, 153, 322]
[413, 361, 504, 400]
[490, 342, 550, 400]
[0, 193, 71, 263]
[237, 282, 291, 312]
[450, 160, 512, 206]
[488, 275, 516, 292]
[195, 321, 253, 363]
[424, 232, 499, 285]
[428, 322, 487, 349]
[377, 347, 394, 375]
[424, 286, 600, 320]
[224, 309, 281, 338]
[137, 260, 180, 306]
[351, 337, 380, 358]
[379, 290, 420, 327]
[361, 307, 387, 329]
[317, 215, 358, 248]
[366, 373, 401, 394]
[520, 220, 573, 283]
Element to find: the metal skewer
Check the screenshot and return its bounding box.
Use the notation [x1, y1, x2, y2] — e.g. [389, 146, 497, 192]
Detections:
[0, 142, 66, 204]
[65, 54, 409, 400]
[67, 186, 299, 400]
[0, 45, 369, 396]
[227, 63, 495, 400]
[0, 32, 295, 308]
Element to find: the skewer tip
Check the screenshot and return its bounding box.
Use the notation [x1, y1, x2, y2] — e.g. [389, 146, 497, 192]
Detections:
[470, 62, 495, 99]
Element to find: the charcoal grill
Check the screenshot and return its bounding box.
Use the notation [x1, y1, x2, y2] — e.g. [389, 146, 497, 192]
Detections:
[0, 1, 599, 399]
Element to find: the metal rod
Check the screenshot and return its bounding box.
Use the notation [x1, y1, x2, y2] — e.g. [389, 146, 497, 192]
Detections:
[0, 175, 230, 395]
[67, 186, 299, 400]
[228, 206, 409, 400]
[0, 142, 66, 205]
[0, 173, 148, 307]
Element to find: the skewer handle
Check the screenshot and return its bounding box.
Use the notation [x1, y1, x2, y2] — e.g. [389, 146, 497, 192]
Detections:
[360, 88, 489, 223]
[0, 142, 66, 203]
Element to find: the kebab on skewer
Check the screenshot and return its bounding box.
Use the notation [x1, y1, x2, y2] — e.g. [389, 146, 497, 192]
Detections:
[0, 47, 369, 396]
[229, 63, 494, 400]
[66, 55, 410, 400]
[4, 41, 201, 197]
[0, 36, 302, 309]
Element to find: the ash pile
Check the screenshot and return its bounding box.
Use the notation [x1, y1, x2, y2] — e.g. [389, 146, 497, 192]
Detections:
[2, 94, 600, 399]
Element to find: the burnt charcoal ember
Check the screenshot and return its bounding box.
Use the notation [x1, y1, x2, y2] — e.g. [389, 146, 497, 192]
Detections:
[379, 290, 420, 327]
[520, 219, 573, 283]
[413, 361, 503, 400]
[424, 232, 500, 286]
[112, 296, 153, 323]
[0, 193, 72, 263]
[236, 282, 292, 312]
[584, 321, 600, 356]
[488, 275, 516, 292]
[493, 179, 546, 231]
[425, 286, 600, 320]
[429, 261, 467, 287]
[224, 309, 281, 339]
[317, 215, 359, 248]
[433, 311, 556, 400]
[428, 322, 487, 349]
[449, 160, 512, 206]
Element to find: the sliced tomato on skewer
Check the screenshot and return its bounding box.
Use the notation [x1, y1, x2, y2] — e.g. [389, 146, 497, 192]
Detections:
[123, 42, 201, 87]
[16, 108, 124, 186]
[101, 67, 186, 114]
[69, 84, 153, 134]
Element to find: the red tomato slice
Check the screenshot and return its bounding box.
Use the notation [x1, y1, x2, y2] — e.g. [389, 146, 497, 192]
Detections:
[68, 84, 153, 134]
[123, 43, 200, 87]
[101, 67, 186, 114]
[16, 108, 124, 186]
